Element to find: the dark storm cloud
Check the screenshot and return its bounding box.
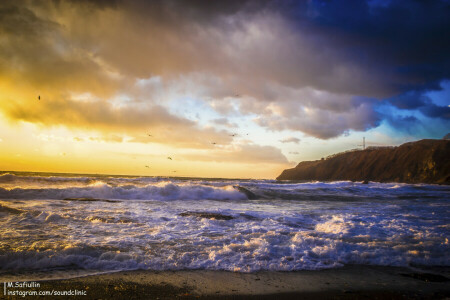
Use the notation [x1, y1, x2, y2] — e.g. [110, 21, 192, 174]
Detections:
[0, 5, 57, 36]
[0, 0, 448, 141]
[385, 115, 420, 134]
[387, 91, 429, 110]
[298, 0, 450, 94]
[387, 91, 450, 119]
[420, 103, 450, 120]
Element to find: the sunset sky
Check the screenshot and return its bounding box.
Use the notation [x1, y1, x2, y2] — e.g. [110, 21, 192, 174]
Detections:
[0, 0, 449, 178]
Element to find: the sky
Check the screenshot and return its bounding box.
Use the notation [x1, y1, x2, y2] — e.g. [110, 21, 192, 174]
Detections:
[0, 0, 449, 179]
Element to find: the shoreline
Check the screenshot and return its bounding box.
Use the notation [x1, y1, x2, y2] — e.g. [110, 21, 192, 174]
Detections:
[2, 265, 449, 299]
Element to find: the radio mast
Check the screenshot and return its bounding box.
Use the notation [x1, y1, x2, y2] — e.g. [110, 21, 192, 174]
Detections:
[358, 137, 366, 150]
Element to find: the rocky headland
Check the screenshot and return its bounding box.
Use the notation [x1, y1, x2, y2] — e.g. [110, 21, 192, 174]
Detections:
[277, 139, 450, 184]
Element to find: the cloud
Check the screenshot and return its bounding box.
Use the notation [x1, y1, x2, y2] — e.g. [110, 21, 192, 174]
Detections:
[0, 0, 448, 143]
[211, 118, 238, 128]
[299, 0, 450, 94]
[88, 135, 125, 143]
[181, 143, 289, 164]
[280, 137, 300, 144]
[420, 104, 450, 120]
[385, 115, 420, 135]
[387, 91, 430, 110]
[0, 3, 119, 98]
[254, 96, 382, 139]
[387, 91, 450, 120]
[2, 93, 232, 148]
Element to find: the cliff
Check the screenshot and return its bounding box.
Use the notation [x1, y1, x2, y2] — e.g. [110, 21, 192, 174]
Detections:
[277, 139, 450, 184]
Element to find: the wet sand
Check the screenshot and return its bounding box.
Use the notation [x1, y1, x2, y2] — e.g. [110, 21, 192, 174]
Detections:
[2, 265, 449, 299]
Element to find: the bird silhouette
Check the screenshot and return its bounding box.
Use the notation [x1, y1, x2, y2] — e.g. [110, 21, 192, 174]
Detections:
[145, 165, 150, 168]
[167, 157, 172, 160]
[147, 133, 152, 137]
[229, 133, 237, 137]
[38, 95, 40, 100]
[211, 142, 216, 145]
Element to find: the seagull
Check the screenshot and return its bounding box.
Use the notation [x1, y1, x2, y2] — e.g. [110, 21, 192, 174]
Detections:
[167, 157, 172, 160]
[145, 165, 150, 168]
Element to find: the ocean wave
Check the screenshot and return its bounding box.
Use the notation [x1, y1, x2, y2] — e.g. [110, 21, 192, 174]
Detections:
[0, 246, 141, 271]
[0, 178, 448, 201]
[1, 223, 448, 272]
[0, 182, 248, 201]
[0, 174, 448, 274]
[0, 204, 24, 214]
[0, 173, 166, 190]
[0, 173, 92, 183]
[0, 196, 448, 273]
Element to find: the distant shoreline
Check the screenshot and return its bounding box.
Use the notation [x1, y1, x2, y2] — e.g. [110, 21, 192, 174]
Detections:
[2, 265, 449, 299]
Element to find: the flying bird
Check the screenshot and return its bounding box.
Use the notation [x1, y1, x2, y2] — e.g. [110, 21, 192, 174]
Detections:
[38, 95, 40, 100]
[229, 133, 237, 137]
[145, 165, 150, 168]
[147, 133, 152, 137]
[167, 157, 172, 160]
[211, 142, 217, 145]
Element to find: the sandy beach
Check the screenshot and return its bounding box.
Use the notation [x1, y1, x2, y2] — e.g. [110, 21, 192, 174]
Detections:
[2, 265, 449, 299]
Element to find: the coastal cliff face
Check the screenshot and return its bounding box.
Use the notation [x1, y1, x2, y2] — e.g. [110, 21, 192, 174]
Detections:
[277, 139, 450, 184]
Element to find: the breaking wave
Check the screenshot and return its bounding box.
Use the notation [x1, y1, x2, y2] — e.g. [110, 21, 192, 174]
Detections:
[0, 172, 448, 276]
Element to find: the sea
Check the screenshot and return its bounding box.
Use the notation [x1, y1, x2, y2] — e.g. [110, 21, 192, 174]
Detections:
[0, 171, 449, 280]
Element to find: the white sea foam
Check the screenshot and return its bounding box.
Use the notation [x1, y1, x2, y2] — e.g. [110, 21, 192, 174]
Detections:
[0, 182, 247, 201]
[0, 173, 448, 273]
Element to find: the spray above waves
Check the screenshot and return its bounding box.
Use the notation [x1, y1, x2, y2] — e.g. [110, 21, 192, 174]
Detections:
[0, 173, 93, 183]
